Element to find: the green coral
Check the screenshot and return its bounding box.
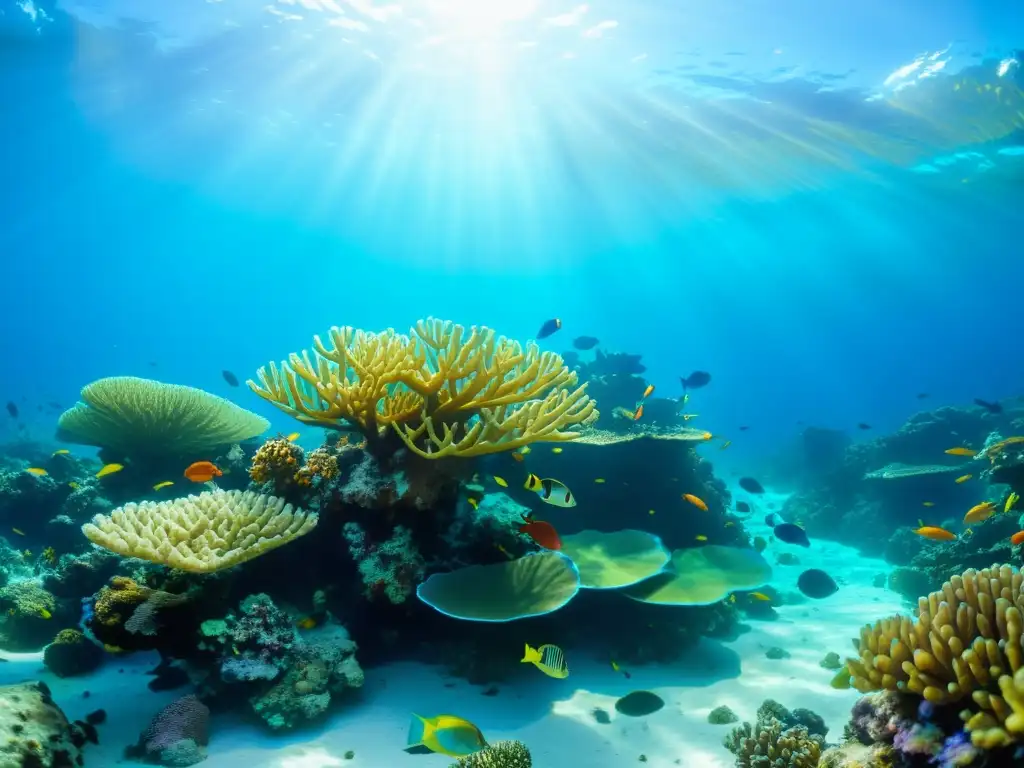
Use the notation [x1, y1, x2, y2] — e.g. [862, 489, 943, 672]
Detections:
[449, 740, 532, 767]
[0, 580, 58, 650]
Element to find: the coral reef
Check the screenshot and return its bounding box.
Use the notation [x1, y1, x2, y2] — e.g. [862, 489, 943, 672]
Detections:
[43, 628, 104, 677]
[57, 376, 269, 462]
[127, 694, 210, 766]
[449, 740, 532, 767]
[249, 318, 596, 458]
[343, 523, 425, 604]
[88, 576, 196, 654]
[0, 578, 59, 650]
[82, 490, 318, 573]
[724, 700, 824, 767]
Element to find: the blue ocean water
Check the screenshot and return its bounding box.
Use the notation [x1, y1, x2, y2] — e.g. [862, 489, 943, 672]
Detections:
[0, 0, 1021, 457]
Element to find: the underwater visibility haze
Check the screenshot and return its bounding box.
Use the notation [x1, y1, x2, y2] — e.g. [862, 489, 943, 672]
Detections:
[1, 0, 1023, 766]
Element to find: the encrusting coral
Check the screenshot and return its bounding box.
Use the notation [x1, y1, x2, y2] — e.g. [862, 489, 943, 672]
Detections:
[57, 376, 269, 460]
[248, 318, 597, 458]
[845, 563, 1024, 747]
[82, 490, 318, 573]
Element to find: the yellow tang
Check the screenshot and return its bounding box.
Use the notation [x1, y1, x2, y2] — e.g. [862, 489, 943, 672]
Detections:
[153, 481, 174, 491]
[407, 713, 487, 758]
[493, 476, 508, 488]
[96, 463, 124, 478]
[286, 432, 300, 442]
[522, 643, 569, 679]
[25, 468, 47, 476]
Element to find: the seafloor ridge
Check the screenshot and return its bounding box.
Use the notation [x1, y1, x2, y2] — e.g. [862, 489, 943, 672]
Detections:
[0, 318, 1022, 767]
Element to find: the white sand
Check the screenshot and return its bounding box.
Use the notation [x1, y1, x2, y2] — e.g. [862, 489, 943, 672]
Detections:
[0, 489, 904, 767]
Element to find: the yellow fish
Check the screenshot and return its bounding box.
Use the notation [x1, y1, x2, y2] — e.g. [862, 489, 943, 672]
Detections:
[749, 592, 772, 602]
[551, 447, 563, 454]
[649, 509, 656, 515]
[964, 502, 996, 525]
[945, 447, 978, 457]
[407, 714, 487, 758]
[467, 497, 479, 510]
[495, 543, 514, 560]
[1006, 493, 1020, 514]
[286, 432, 300, 442]
[39, 608, 52, 620]
[153, 481, 174, 491]
[522, 643, 569, 679]
[52, 449, 70, 456]
[720, 440, 731, 450]
[11, 528, 25, 536]
[955, 474, 972, 484]
[68, 482, 79, 489]
[695, 534, 707, 541]
[594, 478, 605, 484]
[610, 659, 621, 672]
[519, 447, 531, 456]
[922, 501, 935, 507]
[295, 617, 318, 630]
[524, 474, 576, 507]
[725, 521, 735, 528]
[493, 476, 508, 488]
[25, 468, 47, 476]
[96, 463, 124, 478]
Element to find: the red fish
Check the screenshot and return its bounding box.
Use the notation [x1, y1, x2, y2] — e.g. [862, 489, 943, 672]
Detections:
[184, 461, 223, 483]
[519, 514, 562, 550]
[1011, 531, 1024, 546]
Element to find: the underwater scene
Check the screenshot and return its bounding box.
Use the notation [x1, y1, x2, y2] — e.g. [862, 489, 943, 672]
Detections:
[1, 0, 1024, 767]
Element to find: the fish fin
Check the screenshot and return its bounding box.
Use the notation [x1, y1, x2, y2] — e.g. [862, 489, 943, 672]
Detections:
[522, 644, 540, 664]
[407, 714, 432, 748]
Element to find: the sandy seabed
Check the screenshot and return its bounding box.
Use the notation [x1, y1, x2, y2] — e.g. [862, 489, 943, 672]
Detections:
[0, 489, 904, 768]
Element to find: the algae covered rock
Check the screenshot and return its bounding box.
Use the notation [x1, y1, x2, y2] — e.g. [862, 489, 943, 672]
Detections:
[0, 578, 59, 650]
[0, 680, 86, 767]
[708, 705, 739, 724]
[449, 739, 532, 767]
[43, 628, 104, 677]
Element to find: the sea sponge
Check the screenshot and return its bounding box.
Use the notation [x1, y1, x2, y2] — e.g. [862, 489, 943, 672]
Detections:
[449, 740, 532, 767]
[82, 490, 318, 573]
[845, 564, 1024, 747]
[416, 551, 580, 621]
[249, 318, 597, 458]
[623, 545, 773, 606]
[559, 529, 670, 589]
[57, 376, 269, 460]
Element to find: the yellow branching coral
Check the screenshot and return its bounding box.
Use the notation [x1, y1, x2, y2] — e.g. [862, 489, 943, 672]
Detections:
[82, 490, 317, 573]
[248, 318, 597, 458]
[845, 564, 1024, 747]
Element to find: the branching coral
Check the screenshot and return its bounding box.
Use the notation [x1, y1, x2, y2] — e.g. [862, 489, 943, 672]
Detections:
[248, 318, 597, 458]
[57, 376, 269, 460]
[724, 716, 823, 767]
[845, 564, 1024, 747]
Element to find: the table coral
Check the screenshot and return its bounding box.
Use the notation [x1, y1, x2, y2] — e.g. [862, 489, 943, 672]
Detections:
[845, 564, 1024, 747]
[249, 318, 597, 458]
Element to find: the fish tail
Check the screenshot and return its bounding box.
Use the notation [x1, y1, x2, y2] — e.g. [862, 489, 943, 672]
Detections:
[407, 714, 431, 748]
[521, 644, 539, 664]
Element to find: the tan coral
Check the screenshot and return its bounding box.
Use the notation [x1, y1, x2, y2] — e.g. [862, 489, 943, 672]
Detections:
[845, 564, 1024, 746]
[248, 318, 597, 458]
[250, 436, 305, 489]
[723, 718, 822, 767]
[82, 490, 317, 573]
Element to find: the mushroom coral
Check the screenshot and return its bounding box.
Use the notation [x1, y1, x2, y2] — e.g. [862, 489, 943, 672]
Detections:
[248, 318, 597, 458]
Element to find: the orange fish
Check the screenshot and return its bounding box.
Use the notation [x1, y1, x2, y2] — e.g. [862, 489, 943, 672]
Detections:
[945, 447, 978, 457]
[518, 514, 561, 550]
[633, 404, 644, 421]
[913, 526, 957, 541]
[964, 502, 996, 524]
[683, 494, 708, 511]
[184, 461, 223, 483]
[1011, 531, 1024, 546]
[641, 384, 654, 399]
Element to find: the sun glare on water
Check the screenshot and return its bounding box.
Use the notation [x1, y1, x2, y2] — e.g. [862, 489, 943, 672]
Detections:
[422, 0, 540, 35]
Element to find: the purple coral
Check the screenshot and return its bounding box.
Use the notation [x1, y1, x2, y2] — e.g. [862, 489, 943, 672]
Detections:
[139, 694, 210, 755]
[934, 731, 980, 767]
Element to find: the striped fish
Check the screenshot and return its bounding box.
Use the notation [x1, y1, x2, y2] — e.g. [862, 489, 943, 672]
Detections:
[522, 643, 569, 679]
[524, 474, 576, 508]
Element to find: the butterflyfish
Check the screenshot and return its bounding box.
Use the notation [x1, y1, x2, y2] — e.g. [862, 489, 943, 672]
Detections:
[1006, 493, 1020, 514]
[913, 525, 957, 541]
[25, 468, 47, 476]
[536, 318, 562, 339]
[184, 461, 223, 483]
[96, 463, 124, 478]
[153, 481, 174, 491]
[53, 449, 70, 456]
[683, 494, 707, 511]
[945, 447, 978, 457]
[493, 476, 508, 488]
[286, 432, 300, 442]
[964, 502, 996, 524]
[522, 643, 569, 679]
[406, 714, 487, 758]
[524, 474, 576, 507]
[954, 474, 972, 484]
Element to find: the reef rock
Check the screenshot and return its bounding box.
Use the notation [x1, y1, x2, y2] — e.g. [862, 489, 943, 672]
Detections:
[0, 681, 86, 767]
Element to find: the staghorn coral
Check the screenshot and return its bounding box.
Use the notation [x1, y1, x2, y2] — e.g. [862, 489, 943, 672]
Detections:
[82, 490, 317, 573]
[57, 376, 269, 461]
[449, 740, 532, 767]
[724, 716, 823, 767]
[249, 318, 597, 458]
[845, 564, 1024, 747]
